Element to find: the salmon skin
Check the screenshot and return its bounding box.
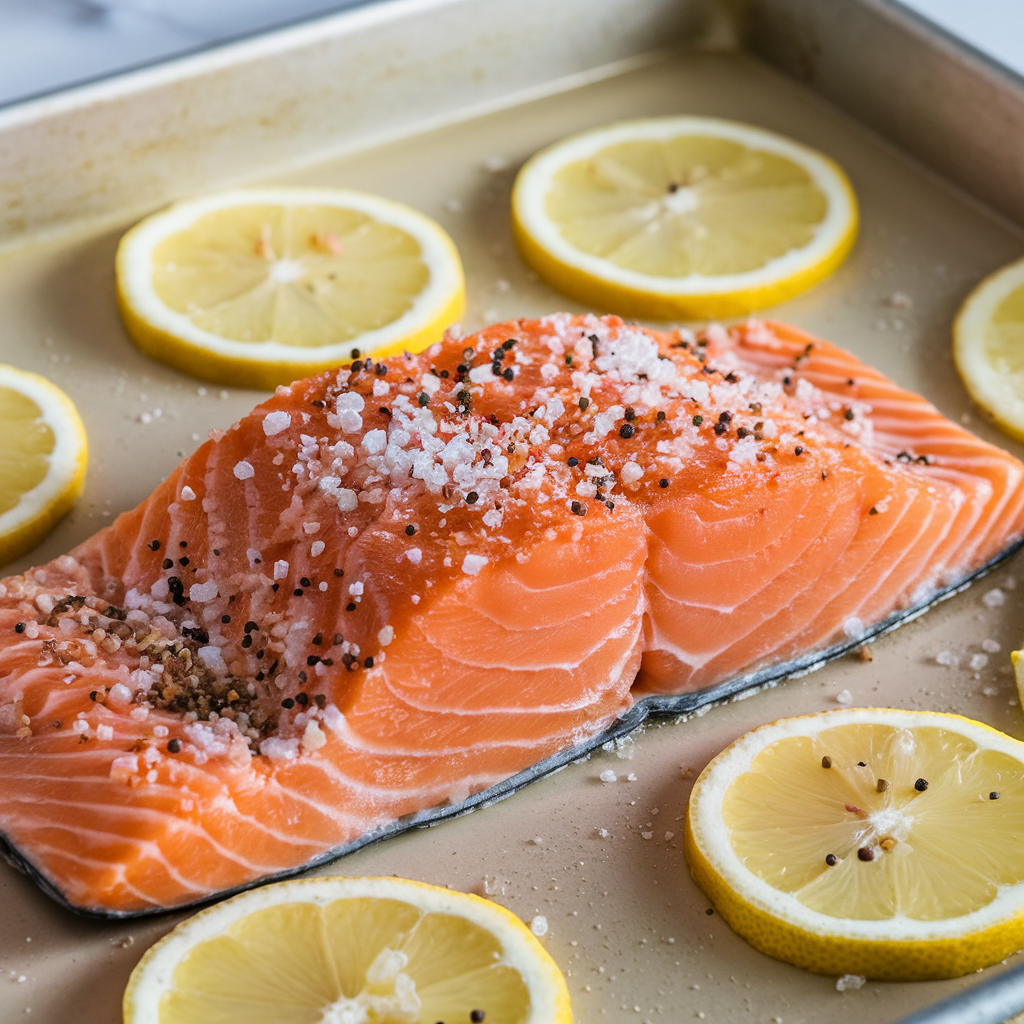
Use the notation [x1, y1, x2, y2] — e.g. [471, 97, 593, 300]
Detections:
[2, 315, 1023, 918]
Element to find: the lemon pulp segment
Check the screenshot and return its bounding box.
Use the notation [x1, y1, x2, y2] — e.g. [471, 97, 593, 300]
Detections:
[123, 876, 572, 1024]
[512, 117, 857, 319]
[685, 708, 1024, 979]
[0, 386, 54, 516]
[0, 365, 88, 566]
[954, 256, 1024, 441]
[117, 188, 465, 389]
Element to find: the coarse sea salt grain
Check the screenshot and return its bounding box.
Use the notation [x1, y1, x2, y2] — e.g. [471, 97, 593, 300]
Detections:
[462, 554, 488, 575]
[936, 651, 958, 667]
[970, 653, 990, 671]
[274, 560, 289, 580]
[262, 411, 291, 436]
[621, 461, 644, 485]
[835, 689, 853, 705]
[836, 974, 866, 992]
[378, 625, 395, 647]
[233, 460, 255, 480]
[530, 915, 548, 937]
[599, 770, 617, 783]
[983, 588, 1006, 609]
[983, 638, 1002, 653]
[96, 724, 114, 742]
[179, 485, 196, 501]
[189, 581, 218, 603]
[310, 541, 325, 557]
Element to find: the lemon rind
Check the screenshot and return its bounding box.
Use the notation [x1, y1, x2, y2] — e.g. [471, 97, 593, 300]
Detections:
[685, 707, 1024, 980]
[954, 256, 1024, 442]
[512, 116, 858, 319]
[0, 364, 88, 566]
[123, 875, 572, 1024]
[116, 188, 466, 388]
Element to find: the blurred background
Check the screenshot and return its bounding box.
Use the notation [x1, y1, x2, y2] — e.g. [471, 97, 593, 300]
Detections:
[0, 0, 1021, 108]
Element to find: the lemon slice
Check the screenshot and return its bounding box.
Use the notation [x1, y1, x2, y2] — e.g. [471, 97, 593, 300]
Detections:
[512, 117, 858, 319]
[123, 876, 572, 1024]
[0, 364, 88, 567]
[954, 256, 1024, 441]
[116, 188, 465, 390]
[684, 707, 1024, 980]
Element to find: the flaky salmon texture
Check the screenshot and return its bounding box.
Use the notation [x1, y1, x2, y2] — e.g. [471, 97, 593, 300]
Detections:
[2, 315, 1023, 915]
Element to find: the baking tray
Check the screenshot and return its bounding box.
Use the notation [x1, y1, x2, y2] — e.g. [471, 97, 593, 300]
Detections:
[4, 0, 1024, 1020]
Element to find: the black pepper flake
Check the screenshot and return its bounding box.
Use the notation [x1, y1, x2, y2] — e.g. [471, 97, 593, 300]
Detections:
[492, 348, 506, 362]
[334, 568, 344, 577]
[307, 655, 320, 666]
[568, 457, 579, 467]
[148, 540, 161, 551]
[364, 657, 374, 668]
[375, 363, 387, 377]
[605, 501, 615, 510]
[296, 692, 309, 706]
[255, 671, 265, 681]
[272, 583, 280, 592]
[281, 698, 295, 709]
[492, 363, 504, 377]
[457, 389, 472, 410]
[405, 524, 417, 536]
[351, 359, 364, 373]
[300, 577, 311, 588]
[314, 694, 326, 709]
[313, 633, 323, 646]
[914, 778, 929, 792]
[379, 407, 392, 418]
[570, 500, 586, 516]
[89, 690, 99, 701]
[692, 415, 703, 426]
[656, 411, 666, 422]
[294, 588, 304, 597]
[333, 633, 344, 645]
[991, 791, 1001, 800]
[736, 427, 750, 439]
[14, 623, 25, 634]
[713, 421, 727, 436]
[857, 847, 875, 862]
[869, 506, 879, 515]
[782, 375, 792, 386]
[844, 408, 855, 421]
[167, 739, 182, 754]
[825, 854, 838, 866]
[162, 558, 173, 570]
[821, 756, 833, 769]
[471, 1012, 486, 1023]
[659, 479, 669, 488]
[312, 399, 325, 408]
[221, 615, 231, 624]
[179, 557, 189, 566]
[705, 908, 714, 916]
[619, 423, 635, 439]
[241, 635, 253, 649]
[245, 621, 258, 633]
[503, 338, 516, 350]
[579, 397, 590, 411]
[351, 348, 361, 358]
[457, 363, 469, 375]
[466, 491, 479, 504]
[502, 367, 514, 382]
[297, 671, 307, 683]
[346, 602, 356, 612]
[624, 407, 636, 421]
[417, 392, 429, 407]
[725, 371, 739, 384]
[179, 541, 187, 548]
[565, 354, 573, 365]
[794, 446, 803, 456]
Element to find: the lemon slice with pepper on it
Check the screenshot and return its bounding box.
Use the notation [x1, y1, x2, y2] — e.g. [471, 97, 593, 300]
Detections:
[123, 875, 572, 1024]
[0, 364, 88, 567]
[512, 116, 858, 319]
[116, 188, 465, 390]
[685, 707, 1024, 980]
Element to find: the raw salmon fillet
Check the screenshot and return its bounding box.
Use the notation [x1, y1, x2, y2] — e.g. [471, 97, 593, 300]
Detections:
[1, 315, 1022, 915]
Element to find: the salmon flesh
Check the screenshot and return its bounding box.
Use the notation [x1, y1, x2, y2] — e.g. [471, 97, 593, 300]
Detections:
[1, 315, 1022, 916]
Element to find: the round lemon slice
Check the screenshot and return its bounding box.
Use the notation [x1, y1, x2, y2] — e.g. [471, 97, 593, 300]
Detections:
[512, 117, 858, 319]
[0, 364, 88, 567]
[123, 875, 572, 1024]
[954, 256, 1024, 441]
[684, 708, 1024, 980]
[116, 188, 466, 390]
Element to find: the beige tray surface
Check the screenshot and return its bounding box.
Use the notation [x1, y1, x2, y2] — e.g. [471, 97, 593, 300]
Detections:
[3, 49, 1024, 1024]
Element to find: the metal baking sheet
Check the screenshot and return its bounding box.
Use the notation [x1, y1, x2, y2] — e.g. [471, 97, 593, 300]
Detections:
[4, 1, 1024, 1021]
